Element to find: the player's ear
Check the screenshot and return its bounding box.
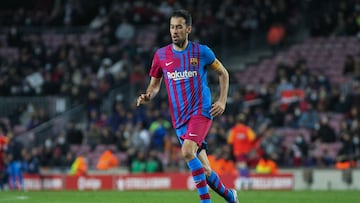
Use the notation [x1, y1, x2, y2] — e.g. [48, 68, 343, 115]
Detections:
[187, 25, 192, 34]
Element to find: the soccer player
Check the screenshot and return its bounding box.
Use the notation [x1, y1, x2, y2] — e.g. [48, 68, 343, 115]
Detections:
[137, 9, 238, 203]
[227, 113, 256, 190]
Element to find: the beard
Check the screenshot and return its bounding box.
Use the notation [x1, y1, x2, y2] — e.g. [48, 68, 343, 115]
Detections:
[173, 38, 186, 48]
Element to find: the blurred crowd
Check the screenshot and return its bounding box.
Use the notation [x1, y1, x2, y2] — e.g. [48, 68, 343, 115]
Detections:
[1, 0, 360, 183]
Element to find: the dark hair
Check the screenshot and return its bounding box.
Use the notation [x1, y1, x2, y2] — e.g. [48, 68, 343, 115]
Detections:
[236, 113, 246, 123]
[170, 9, 192, 26]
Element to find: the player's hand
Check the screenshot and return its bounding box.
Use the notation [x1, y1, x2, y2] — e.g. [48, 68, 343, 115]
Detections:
[210, 101, 225, 117]
[136, 92, 151, 106]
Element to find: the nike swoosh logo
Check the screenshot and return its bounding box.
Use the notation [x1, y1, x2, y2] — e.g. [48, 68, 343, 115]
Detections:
[165, 61, 174, 66]
[189, 133, 198, 137]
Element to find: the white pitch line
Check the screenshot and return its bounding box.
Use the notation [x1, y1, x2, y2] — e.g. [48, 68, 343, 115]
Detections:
[0, 196, 29, 202]
[16, 196, 29, 200]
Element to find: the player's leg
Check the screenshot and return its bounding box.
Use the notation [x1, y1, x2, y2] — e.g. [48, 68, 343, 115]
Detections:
[177, 115, 213, 203]
[236, 155, 251, 190]
[8, 161, 17, 190]
[198, 149, 239, 203]
[182, 140, 211, 203]
[14, 161, 24, 190]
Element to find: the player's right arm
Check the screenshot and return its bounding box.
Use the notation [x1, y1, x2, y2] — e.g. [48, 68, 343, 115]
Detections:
[136, 76, 162, 106]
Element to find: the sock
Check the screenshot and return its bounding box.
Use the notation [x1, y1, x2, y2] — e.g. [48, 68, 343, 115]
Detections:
[238, 167, 249, 177]
[187, 158, 211, 203]
[238, 167, 250, 190]
[207, 170, 234, 202]
[17, 173, 24, 190]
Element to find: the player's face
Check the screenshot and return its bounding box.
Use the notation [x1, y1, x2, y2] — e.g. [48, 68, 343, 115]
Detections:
[170, 17, 191, 47]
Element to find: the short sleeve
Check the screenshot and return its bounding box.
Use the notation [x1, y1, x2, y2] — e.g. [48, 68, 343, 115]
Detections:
[149, 52, 163, 78]
[201, 45, 216, 66]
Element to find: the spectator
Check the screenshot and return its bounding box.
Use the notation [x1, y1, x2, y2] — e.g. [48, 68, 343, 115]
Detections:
[65, 121, 84, 145]
[129, 62, 148, 90]
[6, 25, 24, 47]
[149, 114, 171, 152]
[275, 76, 294, 100]
[40, 138, 54, 167]
[21, 148, 40, 174]
[226, 90, 243, 116]
[349, 119, 360, 137]
[86, 90, 102, 115]
[312, 116, 337, 143]
[69, 155, 88, 176]
[130, 150, 147, 173]
[99, 23, 117, 46]
[97, 58, 113, 80]
[86, 123, 101, 151]
[352, 132, 360, 164]
[297, 103, 319, 129]
[289, 133, 309, 166]
[346, 106, 360, 123]
[145, 150, 163, 173]
[99, 127, 116, 145]
[255, 153, 278, 174]
[108, 102, 127, 131]
[328, 85, 350, 113]
[316, 74, 332, 93]
[259, 127, 283, 163]
[208, 146, 237, 175]
[268, 103, 285, 127]
[133, 121, 151, 151]
[115, 18, 135, 41]
[344, 55, 355, 75]
[89, 6, 108, 30]
[337, 131, 355, 163]
[63, 152, 76, 171]
[96, 150, 119, 170]
[267, 23, 286, 52]
[49, 148, 65, 168]
[55, 133, 70, 156]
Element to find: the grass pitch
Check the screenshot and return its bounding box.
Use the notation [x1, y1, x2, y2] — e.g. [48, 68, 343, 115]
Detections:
[0, 190, 359, 203]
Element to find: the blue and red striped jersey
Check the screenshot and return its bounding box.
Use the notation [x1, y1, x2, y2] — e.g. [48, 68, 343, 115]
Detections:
[149, 41, 215, 128]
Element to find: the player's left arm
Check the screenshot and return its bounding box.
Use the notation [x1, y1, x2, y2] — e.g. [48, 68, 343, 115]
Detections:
[209, 58, 229, 117]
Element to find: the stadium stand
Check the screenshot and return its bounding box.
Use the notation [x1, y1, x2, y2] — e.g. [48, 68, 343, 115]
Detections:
[0, 0, 359, 176]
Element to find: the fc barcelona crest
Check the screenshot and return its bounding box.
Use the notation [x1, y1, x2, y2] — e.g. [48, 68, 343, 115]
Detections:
[190, 58, 198, 66]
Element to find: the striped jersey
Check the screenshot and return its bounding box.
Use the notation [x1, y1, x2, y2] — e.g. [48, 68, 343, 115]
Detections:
[149, 41, 215, 128]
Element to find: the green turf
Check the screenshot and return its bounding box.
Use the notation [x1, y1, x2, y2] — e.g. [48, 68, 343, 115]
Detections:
[0, 190, 359, 203]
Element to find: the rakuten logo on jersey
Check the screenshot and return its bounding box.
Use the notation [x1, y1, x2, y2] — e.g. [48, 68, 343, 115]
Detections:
[167, 70, 198, 81]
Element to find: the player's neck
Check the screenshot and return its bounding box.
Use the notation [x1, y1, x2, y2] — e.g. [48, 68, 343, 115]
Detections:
[173, 40, 189, 51]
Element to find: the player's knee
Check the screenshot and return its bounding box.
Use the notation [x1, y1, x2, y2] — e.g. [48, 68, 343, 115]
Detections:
[181, 140, 198, 161]
[181, 147, 196, 161]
